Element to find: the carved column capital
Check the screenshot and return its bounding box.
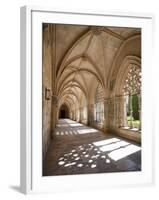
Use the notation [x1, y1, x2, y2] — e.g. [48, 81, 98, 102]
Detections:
[52, 95, 58, 104]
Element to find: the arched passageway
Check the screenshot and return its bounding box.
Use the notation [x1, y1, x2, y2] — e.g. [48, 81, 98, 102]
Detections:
[42, 23, 142, 176]
[59, 104, 69, 118]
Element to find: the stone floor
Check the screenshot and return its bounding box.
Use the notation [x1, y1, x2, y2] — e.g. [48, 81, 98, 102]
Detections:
[43, 119, 141, 176]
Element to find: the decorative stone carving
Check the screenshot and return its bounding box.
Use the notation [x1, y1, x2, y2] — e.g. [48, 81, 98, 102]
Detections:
[122, 65, 141, 129]
[123, 65, 141, 95]
[91, 26, 105, 35]
[45, 87, 52, 100]
[94, 84, 104, 124]
[95, 84, 104, 102]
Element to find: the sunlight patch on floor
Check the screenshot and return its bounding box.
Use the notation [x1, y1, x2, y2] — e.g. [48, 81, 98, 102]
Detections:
[77, 128, 98, 134]
[108, 144, 141, 161]
[54, 119, 141, 173]
[93, 138, 120, 146]
[99, 141, 129, 152]
[69, 123, 84, 127]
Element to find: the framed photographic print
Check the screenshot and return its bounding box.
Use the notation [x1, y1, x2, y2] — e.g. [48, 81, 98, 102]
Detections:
[20, 6, 154, 194]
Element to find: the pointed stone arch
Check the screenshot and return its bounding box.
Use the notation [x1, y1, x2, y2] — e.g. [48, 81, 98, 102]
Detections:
[113, 55, 141, 96]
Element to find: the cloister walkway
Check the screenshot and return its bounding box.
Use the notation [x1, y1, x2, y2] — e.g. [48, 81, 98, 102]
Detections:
[43, 119, 141, 176]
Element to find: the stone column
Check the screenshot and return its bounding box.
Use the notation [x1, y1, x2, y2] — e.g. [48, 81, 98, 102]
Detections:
[73, 110, 75, 121]
[51, 95, 58, 137]
[77, 109, 80, 122]
[114, 95, 127, 128]
[138, 94, 141, 130]
[108, 98, 114, 128]
[123, 95, 128, 127]
[103, 99, 109, 131]
[79, 107, 83, 123]
[75, 109, 77, 121]
[129, 95, 133, 128]
[87, 104, 94, 126]
[70, 111, 72, 120]
[114, 96, 120, 128]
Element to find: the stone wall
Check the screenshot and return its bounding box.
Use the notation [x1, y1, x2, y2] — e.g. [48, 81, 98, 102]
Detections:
[42, 25, 53, 158]
[110, 128, 141, 143]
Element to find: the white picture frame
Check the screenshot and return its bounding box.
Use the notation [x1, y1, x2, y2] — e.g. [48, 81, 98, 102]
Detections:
[20, 6, 154, 194]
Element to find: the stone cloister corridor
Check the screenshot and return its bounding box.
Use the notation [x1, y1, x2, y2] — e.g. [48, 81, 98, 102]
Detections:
[42, 23, 141, 175]
[43, 119, 141, 176]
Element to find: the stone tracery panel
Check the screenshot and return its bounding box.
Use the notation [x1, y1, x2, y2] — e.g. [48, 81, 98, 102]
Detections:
[94, 84, 104, 123]
[123, 65, 141, 95]
[122, 64, 141, 129]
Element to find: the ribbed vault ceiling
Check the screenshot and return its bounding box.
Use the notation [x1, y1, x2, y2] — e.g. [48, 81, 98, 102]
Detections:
[55, 24, 141, 110]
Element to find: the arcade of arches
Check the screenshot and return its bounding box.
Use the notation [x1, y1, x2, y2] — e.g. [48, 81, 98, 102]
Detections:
[42, 24, 141, 175]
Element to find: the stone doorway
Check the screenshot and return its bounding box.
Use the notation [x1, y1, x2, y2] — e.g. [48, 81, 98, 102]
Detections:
[59, 104, 69, 118]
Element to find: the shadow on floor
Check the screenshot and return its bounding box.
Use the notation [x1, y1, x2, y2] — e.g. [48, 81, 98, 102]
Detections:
[9, 185, 21, 193]
[43, 119, 141, 176]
